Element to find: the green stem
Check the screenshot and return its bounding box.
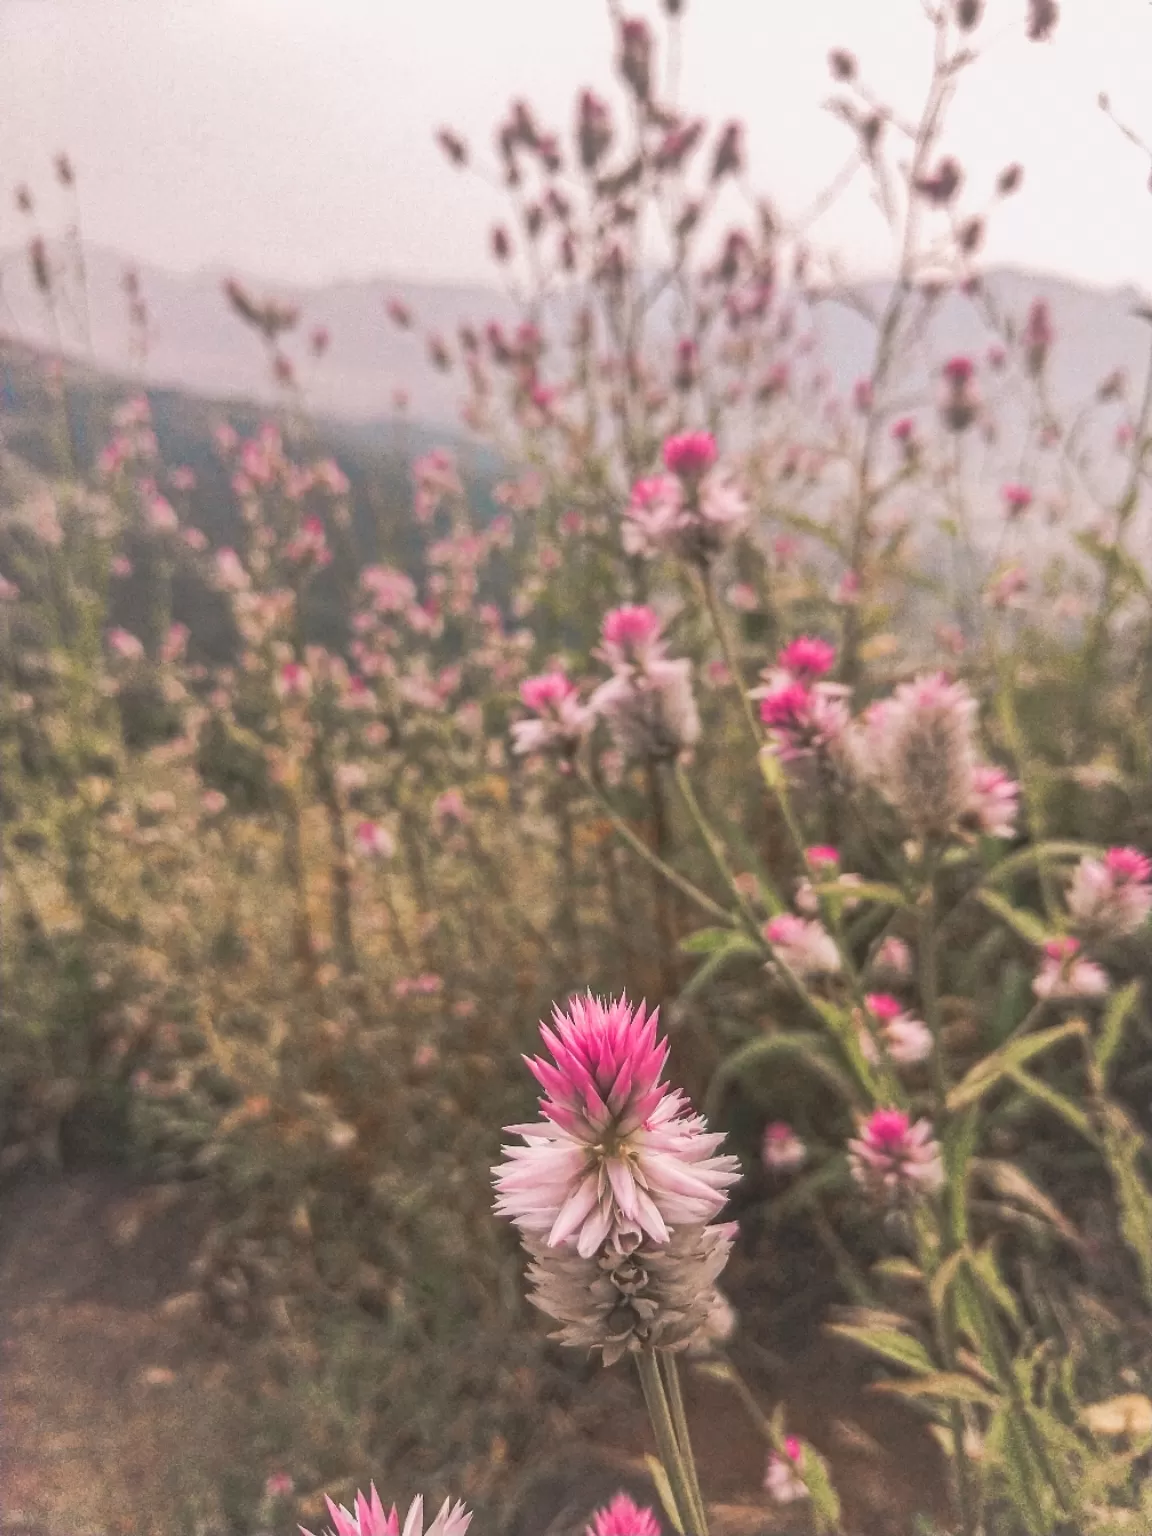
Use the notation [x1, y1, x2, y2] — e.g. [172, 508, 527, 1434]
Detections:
[660, 1353, 708, 1535]
[636, 1350, 705, 1536]
[673, 764, 768, 944]
[698, 568, 761, 754]
[577, 767, 734, 926]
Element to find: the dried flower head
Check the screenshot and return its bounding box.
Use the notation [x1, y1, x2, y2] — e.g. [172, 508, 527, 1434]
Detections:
[859, 673, 978, 839]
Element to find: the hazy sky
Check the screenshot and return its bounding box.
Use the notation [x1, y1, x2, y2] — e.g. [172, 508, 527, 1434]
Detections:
[2, 0, 1152, 292]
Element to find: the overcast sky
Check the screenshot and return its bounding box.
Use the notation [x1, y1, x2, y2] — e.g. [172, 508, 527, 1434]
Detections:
[2, 0, 1152, 292]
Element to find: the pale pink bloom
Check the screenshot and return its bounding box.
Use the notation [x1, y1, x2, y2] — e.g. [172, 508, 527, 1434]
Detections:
[875, 936, 913, 976]
[776, 637, 836, 681]
[110, 555, 133, 578]
[215, 548, 250, 592]
[764, 1438, 808, 1504]
[586, 1494, 661, 1536]
[161, 623, 190, 663]
[985, 565, 1029, 610]
[493, 994, 739, 1258]
[335, 763, 369, 795]
[353, 820, 394, 860]
[512, 672, 592, 758]
[832, 570, 862, 606]
[726, 581, 758, 612]
[1067, 848, 1152, 936]
[183, 527, 208, 552]
[598, 605, 666, 670]
[762, 1122, 807, 1173]
[200, 790, 228, 816]
[303, 1488, 471, 1536]
[756, 681, 850, 762]
[764, 914, 841, 977]
[285, 515, 332, 567]
[1032, 937, 1109, 1000]
[107, 627, 144, 661]
[590, 658, 700, 763]
[1001, 483, 1033, 518]
[858, 674, 978, 838]
[169, 466, 196, 492]
[622, 470, 747, 564]
[966, 765, 1019, 839]
[432, 790, 470, 827]
[362, 565, 417, 612]
[276, 662, 312, 700]
[0, 575, 20, 600]
[663, 431, 718, 479]
[848, 1109, 944, 1201]
[622, 474, 684, 558]
[146, 494, 179, 533]
[264, 1471, 293, 1499]
[858, 993, 933, 1066]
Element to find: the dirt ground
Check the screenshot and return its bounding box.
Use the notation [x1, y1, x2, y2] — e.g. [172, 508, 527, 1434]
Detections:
[0, 1172, 949, 1536]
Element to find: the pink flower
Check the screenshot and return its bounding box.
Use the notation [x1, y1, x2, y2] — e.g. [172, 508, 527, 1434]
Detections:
[1067, 848, 1152, 936]
[432, 790, 470, 828]
[1001, 483, 1033, 518]
[512, 672, 592, 759]
[966, 765, 1019, 839]
[353, 820, 395, 860]
[1032, 937, 1109, 1000]
[806, 845, 840, 874]
[848, 1110, 944, 1201]
[200, 790, 228, 816]
[362, 566, 417, 613]
[599, 606, 666, 670]
[285, 515, 332, 568]
[985, 565, 1029, 610]
[107, 627, 144, 661]
[276, 662, 312, 700]
[756, 681, 850, 762]
[622, 470, 747, 565]
[110, 555, 133, 578]
[493, 994, 739, 1258]
[215, 548, 250, 592]
[777, 637, 836, 681]
[762, 1122, 807, 1173]
[764, 915, 841, 977]
[303, 1489, 470, 1536]
[663, 431, 717, 480]
[726, 582, 758, 612]
[858, 994, 933, 1066]
[940, 356, 980, 431]
[764, 1438, 808, 1504]
[874, 936, 913, 976]
[586, 1494, 661, 1536]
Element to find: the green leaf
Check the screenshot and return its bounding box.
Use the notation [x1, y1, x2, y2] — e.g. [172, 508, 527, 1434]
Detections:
[872, 1371, 1000, 1409]
[813, 879, 908, 908]
[1099, 1100, 1152, 1303]
[928, 1248, 969, 1315]
[946, 1021, 1087, 1112]
[1005, 1067, 1097, 1144]
[1095, 980, 1143, 1086]
[826, 1324, 935, 1374]
[970, 1159, 1081, 1248]
[967, 1245, 1022, 1326]
[943, 1104, 981, 1244]
[982, 841, 1103, 888]
[643, 1456, 684, 1535]
[798, 1443, 842, 1534]
[976, 891, 1050, 946]
[678, 925, 746, 956]
[872, 1256, 924, 1285]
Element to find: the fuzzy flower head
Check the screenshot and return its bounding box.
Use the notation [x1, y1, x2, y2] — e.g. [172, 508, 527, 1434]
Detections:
[965, 765, 1020, 840]
[762, 1121, 807, 1173]
[858, 994, 934, 1066]
[303, 1490, 471, 1536]
[623, 465, 747, 566]
[859, 673, 978, 839]
[1067, 847, 1152, 937]
[874, 935, 913, 976]
[1033, 936, 1109, 1000]
[512, 672, 592, 759]
[353, 820, 395, 860]
[587, 1494, 661, 1536]
[663, 431, 718, 481]
[764, 915, 841, 978]
[764, 1438, 808, 1505]
[591, 658, 700, 765]
[777, 637, 836, 681]
[756, 681, 851, 763]
[599, 605, 667, 671]
[493, 994, 740, 1258]
[848, 1110, 944, 1202]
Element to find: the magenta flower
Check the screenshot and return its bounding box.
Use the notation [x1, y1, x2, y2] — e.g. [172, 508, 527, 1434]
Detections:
[302, 1489, 471, 1536]
[806, 845, 840, 875]
[764, 915, 841, 978]
[849, 1110, 944, 1201]
[1067, 848, 1152, 936]
[276, 662, 312, 700]
[599, 606, 666, 670]
[622, 467, 747, 565]
[663, 431, 718, 480]
[353, 820, 395, 860]
[493, 994, 739, 1258]
[586, 1493, 661, 1536]
[1033, 937, 1109, 1000]
[756, 681, 850, 762]
[511, 672, 592, 759]
[966, 765, 1020, 839]
[940, 356, 980, 431]
[285, 514, 332, 568]
[764, 1437, 808, 1504]
[776, 637, 836, 681]
[762, 1121, 807, 1173]
[1001, 483, 1033, 518]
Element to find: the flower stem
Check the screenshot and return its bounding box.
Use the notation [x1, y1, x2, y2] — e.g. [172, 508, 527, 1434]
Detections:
[698, 567, 761, 754]
[660, 1352, 708, 1535]
[637, 1350, 706, 1536]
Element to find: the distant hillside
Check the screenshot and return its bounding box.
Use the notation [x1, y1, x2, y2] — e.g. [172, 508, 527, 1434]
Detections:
[1, 243, 1151, 433]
